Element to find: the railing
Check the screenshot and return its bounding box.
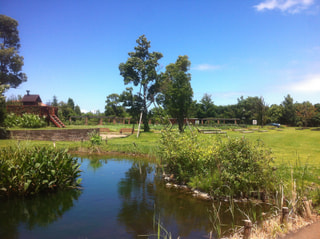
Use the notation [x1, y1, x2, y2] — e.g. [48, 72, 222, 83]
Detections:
[6, 105, 58, 117]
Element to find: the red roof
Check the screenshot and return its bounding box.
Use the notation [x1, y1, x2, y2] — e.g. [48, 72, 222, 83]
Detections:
[21, 94, 42, 103]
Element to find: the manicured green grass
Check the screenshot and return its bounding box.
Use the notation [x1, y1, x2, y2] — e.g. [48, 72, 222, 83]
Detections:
[1, 125, 320, 167]
[227, 127, 320, 166]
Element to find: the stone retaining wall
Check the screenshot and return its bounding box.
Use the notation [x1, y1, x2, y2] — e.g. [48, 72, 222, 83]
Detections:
[8, 128, 100, 141]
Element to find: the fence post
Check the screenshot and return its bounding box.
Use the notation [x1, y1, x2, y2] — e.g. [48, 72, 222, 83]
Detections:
[281, 207, 289, 225]
[243, 219, 252, 239]
[303, 197, 312, 219]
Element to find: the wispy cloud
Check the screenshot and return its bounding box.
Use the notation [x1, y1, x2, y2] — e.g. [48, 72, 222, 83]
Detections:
[254, 0, 315, 14]
[289, 74, 320, 92]
[192, 64, 221, 71]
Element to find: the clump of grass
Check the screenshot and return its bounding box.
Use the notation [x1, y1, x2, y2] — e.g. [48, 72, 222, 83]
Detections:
[226, 213, 315, 239]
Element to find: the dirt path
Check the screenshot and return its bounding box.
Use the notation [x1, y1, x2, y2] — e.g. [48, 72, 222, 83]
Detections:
[101, 133, 129, 139]
[282, 221, 320, 239]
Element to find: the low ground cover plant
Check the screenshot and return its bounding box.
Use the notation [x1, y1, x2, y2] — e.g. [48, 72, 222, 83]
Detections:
[0, 145, 82, 197]
[159, 130, 276, 198]
[4, 113, 46, 128]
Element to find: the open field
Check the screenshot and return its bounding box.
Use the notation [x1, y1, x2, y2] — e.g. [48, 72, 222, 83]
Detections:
[227, 127, 320, 166]
[1, 125, 320, 166]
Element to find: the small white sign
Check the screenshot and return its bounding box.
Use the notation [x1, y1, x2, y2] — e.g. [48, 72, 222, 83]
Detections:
[252, 120, 257, 125]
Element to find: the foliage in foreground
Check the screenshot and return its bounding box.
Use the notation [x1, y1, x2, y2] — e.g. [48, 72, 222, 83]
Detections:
[159, 131, 276, 197]
[4, 113, 47, 128]
[0, 146, 82, 197]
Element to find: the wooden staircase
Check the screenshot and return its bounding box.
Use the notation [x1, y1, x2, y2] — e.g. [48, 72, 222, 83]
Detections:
[49, 114, 66, 128]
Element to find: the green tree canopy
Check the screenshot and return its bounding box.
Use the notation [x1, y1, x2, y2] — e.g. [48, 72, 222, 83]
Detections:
[296, 101, 316, 127]
[74, 105, 81, 115]
[162, 55, 193, 132]
[51, 95, 58, 107]
[119, 87, 143, 123]
[196, 93, 216, 118]
[0, 84, 9, 125]
[281, 94, 296, 126]
[0, 15, 27, 88]
[119, 35, 163, 132]
[67, 98, 75, 111]
[105, 93, 126, 117]
[267, 104, 282, 123]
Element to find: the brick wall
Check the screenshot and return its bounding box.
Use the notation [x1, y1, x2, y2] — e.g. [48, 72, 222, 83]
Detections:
[8, 128, 100, 141]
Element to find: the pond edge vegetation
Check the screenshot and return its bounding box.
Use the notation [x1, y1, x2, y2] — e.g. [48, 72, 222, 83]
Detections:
[156, 129, 320, 238]
[0, 145, 82, 197]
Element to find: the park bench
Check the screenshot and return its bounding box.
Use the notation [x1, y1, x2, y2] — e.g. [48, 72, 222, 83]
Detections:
[119, 128, 134, 134]
[99, 128, 110, 133]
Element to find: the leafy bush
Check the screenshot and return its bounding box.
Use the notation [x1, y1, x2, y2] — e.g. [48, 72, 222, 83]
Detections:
[0, 146, 82, 197]
[88, 130, 102, 146]
[159, 131, 276, 197]
[4, 113, 46, 128]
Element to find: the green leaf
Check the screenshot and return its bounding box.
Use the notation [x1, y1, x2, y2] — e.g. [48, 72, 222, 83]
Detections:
[76, 178, 82, 185]
[24, 180, 32, 192]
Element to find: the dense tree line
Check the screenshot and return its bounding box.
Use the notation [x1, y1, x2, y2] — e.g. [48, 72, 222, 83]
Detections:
[106, 89, 320, 128]
[48, 96, 82, 123]
[191, 94, 320, 127]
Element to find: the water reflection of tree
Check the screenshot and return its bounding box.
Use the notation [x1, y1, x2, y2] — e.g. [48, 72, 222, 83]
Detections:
[78, 156, 106, 171]
[0, 189, 82, 238]
[152, 178, 213, 238]
[117, 160, 155, 237]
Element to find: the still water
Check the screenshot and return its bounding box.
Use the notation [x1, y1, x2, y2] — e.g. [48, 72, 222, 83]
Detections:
[0, 156, 267, 239]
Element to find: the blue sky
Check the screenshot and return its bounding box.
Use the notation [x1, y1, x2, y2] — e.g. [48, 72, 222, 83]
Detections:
[2, 0, 320, 113]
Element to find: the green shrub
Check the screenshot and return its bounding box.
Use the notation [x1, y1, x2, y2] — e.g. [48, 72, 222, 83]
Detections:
[88, 130, 102, 146]
[213, 137, 275, 196]
[159, 131, 207, 183]
[4, 113, 46, 128]
[0, 146, 82, 197]
[159, 131, 276, 197]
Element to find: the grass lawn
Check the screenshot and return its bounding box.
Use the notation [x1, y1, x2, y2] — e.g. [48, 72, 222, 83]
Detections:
[227, 127, 320, 166]
[1, 125, 320, 165]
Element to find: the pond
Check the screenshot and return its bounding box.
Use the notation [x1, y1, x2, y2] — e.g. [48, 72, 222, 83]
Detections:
[0, 156, 269, 239]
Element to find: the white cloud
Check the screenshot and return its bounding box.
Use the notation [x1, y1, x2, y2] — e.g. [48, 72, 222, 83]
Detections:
[254, 0, 314, 13]
[192, 64, 221, 71]
[289, 75, 320, 92]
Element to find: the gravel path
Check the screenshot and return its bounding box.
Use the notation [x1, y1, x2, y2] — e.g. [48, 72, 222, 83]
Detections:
[282, 221, 320, 239]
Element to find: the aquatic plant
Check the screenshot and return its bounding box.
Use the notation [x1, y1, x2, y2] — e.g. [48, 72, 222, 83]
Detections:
[0, 145, 82, 196]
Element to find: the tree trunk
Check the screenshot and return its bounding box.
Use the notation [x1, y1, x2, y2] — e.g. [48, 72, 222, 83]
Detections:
[178, 116, 184, 133]
[143, 110, 149, 132]
[142, 85, 150, 132]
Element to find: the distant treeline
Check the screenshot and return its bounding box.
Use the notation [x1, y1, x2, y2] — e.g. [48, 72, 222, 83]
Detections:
[105, 93, 320, 127]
